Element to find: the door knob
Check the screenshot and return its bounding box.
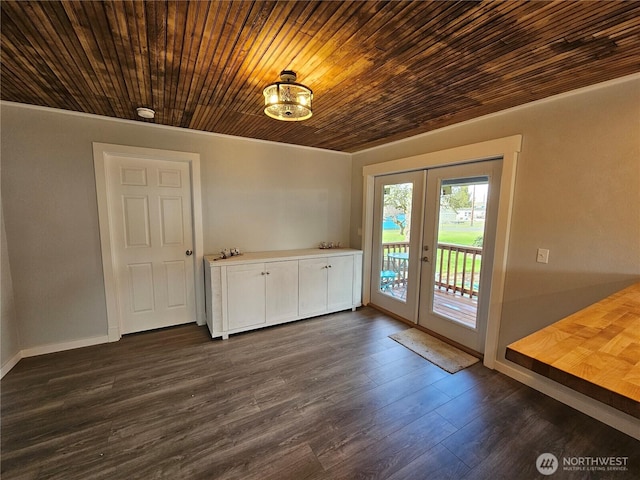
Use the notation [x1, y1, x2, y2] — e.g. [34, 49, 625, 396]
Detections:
[186, 249, 193, 256]
[422, 256, 429, 262]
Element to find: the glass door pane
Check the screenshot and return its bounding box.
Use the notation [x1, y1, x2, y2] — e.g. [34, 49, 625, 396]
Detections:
[432, 177, 488, 327]
[418, 160, 502, 353]
[380, 182, 412, 301]
[370, 171, 424, 322]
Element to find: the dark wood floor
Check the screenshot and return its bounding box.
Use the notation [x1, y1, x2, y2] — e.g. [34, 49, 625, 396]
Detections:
[2, 307, 638, 479]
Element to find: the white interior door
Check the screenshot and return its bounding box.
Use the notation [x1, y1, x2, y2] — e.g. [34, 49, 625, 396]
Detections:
[369, 171, 425, 322]
[418, 160, 502, 353]
[107, 155, 196, 334]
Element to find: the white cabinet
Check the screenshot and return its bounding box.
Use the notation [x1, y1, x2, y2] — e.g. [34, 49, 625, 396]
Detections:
[299, 258, 329, 317]
[204, 249, 362, 339]
[327, 255, 355, 311]
[226, 263, 266, 330]
[226, 260, 298, 330]
[299, 255, 354, 317]
[265, 260, 299, 323]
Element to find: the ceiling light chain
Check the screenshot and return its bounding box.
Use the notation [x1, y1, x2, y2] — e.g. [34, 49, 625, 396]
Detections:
[263, 70, 313, 121]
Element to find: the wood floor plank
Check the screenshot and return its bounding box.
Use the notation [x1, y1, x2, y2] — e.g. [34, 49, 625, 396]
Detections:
[2, 307, 638, 480]
[434, 369, 526, 429]
[386, 443, 471, 480]
[311, 385, 452, 470]
[318, 410, 458, 480]
[441, 387, 553, 469]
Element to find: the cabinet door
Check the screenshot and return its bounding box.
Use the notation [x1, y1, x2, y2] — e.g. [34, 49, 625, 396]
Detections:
[299, 258, 328, 316]
[265, 260, 299, 323]
[226, 263, 266, 330]
[328, 255, 354, 311]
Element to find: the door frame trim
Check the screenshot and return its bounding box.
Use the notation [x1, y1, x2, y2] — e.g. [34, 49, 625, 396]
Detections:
[93, 143, 204, 341]
[362, 135, 522, 368]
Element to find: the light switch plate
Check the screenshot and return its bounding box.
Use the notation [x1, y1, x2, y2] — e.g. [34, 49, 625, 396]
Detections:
[537, 248, 550, 264]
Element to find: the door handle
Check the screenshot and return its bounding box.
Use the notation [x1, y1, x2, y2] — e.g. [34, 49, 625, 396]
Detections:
[422, 256, 429, 262]
[186, 249, 193, 256]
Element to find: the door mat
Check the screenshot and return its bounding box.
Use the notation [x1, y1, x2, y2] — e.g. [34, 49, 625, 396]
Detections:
[389, 328, 479, 373]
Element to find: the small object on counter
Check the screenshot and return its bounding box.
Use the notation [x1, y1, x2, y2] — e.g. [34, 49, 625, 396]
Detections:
[219, 247, 242, 259]
[319, 241, 341, 249]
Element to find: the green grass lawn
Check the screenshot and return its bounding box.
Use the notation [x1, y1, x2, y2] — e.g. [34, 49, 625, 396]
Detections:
[382, 221, 484, 246]
[381, 230, 406, 243]
[437, 230, 482, 246]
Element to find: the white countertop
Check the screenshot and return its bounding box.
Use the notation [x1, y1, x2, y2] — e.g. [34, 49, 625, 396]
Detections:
[204, 248, 362, 266]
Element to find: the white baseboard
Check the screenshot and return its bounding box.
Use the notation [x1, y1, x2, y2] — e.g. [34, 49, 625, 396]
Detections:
[20, 335, 110, 359]
[1, 351, 23, 379]
[495, 360, 640, 440]
[107, 326, 121, 342]
[1, 336, 110, 379]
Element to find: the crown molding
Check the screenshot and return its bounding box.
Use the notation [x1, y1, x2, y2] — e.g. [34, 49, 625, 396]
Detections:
[353, 72, 640, 155]
[0, 100, 351, 157]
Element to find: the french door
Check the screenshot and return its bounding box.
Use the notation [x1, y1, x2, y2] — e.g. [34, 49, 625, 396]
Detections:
[418, 160, 501, 353]
[370, 171, 425, 321]
[370, 160, 501, 353]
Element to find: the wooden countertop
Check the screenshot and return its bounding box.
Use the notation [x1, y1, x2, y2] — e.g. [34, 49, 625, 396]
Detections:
[506, 282, 640, 418]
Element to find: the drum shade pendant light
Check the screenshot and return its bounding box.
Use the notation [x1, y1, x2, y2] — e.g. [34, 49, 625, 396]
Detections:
[263, 70, 313, 121]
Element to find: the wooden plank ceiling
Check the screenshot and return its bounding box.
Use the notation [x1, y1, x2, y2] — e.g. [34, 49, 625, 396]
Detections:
[2, 1, 639, 152]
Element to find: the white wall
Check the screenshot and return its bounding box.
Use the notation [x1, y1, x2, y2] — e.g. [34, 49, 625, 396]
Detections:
[351, 74, 640, 360]
[0, 104, 351, 351]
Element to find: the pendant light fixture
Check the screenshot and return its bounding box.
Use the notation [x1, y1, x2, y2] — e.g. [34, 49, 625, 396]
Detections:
[263, 70, 313, 121]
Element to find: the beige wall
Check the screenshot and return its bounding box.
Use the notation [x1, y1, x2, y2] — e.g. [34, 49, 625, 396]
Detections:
[351, 75, 640, 358]
[1, 204, 21, 368]
[2, 75, 638, 364]
[1, 104, 351, 351]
